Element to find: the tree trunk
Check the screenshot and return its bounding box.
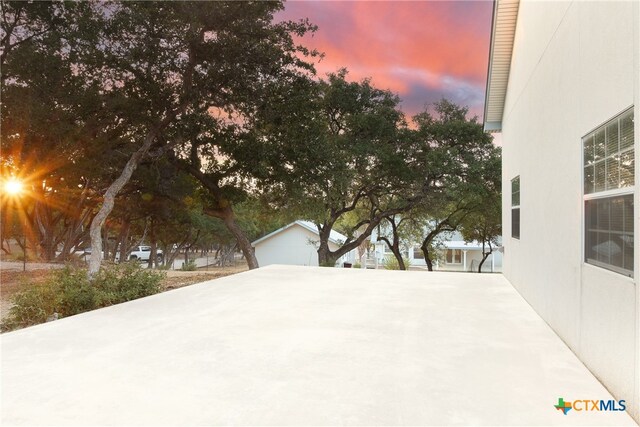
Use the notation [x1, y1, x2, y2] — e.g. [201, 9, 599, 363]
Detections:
[35, 208, 56, 261]
[477, 255, 489, 273]
[477, 241, 492, 273]
[392, 245, 405, 270]
[1, 238, 11, 255]
[56, 208, 91, 262]
[217, 243, 237, 266]
[106, 225, 117, 262]
[425, 255, 433, 271]
[147, 220, 156, 269]
[316, 223, 339, 267]
[221, 207, 258, 269]
[420, 221, 458, 273]
[317, 243, 339, 267]
[88, 131, 159, 276]
[421, 241, 434, 271]
[316, 207, 411, 267]
[23, 207, 37, 260]
[379, 237, 405, 270]
[168, 150, 259, 269]
[165, 231, 192, 268]
[381, 216, 406, 270]
[391, 242, 407, 270]
[117, 220, 131, 263]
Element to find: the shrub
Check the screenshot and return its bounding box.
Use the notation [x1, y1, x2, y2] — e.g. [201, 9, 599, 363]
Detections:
[6, 281, 60, 328]
[1, 263, 164, 332]
[180, 260, 197, 271]
[383, 254, 411, 270]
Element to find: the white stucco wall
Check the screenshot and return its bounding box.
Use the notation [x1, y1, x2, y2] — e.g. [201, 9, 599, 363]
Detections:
[501, 0, 639, 421]
[254, 225, 343, 267]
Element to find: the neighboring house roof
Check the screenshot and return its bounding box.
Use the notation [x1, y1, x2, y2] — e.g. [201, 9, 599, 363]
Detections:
[483, 0, 520, 133]
[252, 220, 348, 246]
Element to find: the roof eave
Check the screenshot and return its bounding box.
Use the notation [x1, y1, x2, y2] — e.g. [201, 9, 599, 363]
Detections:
[483, 0, 500, 133]
[484, 121, 503, 132]
[483, 0, 520, 133]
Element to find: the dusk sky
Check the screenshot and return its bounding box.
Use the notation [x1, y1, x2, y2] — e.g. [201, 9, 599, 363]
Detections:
[278, 0, 494, 121]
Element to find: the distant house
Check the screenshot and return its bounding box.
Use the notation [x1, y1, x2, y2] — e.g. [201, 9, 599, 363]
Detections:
[252, 220, 356, 267]
[484, 0, 639, 422]
[370, 230, 503, 272]
[412, 234, 503, 273]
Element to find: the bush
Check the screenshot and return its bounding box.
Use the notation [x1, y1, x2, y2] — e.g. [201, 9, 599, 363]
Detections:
[180, 260, 197, 271]
[383, 254, 411, 270]
[1, 263, 164, 332]
[6, 281, 61, 328]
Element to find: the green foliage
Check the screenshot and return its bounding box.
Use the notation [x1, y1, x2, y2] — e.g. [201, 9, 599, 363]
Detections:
[5, 280, 60, 329]
[1, 263, 164, 332]
[1, 1, 319, 267]
[383, 255, 411, 270]
[1, 0, 501, 273]
[459, 187, 502, 272]
[180, 260, 198, 271]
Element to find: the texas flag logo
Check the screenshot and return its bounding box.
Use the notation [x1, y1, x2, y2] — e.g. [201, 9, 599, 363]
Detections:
[555, 398, 572, 415]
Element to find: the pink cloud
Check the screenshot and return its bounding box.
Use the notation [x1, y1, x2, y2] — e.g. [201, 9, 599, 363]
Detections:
[277, 0, 493, 118]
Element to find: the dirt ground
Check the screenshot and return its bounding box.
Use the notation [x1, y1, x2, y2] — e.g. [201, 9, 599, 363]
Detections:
[162, 265, 249, 290]
[0, 263, 248, 323]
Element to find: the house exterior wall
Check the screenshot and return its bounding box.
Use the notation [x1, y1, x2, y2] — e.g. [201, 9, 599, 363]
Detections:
[439, 250, 502, 273]
[254, 225, 342, 267]
[408, 247, 503, 272]
[501, 0, 639, 420]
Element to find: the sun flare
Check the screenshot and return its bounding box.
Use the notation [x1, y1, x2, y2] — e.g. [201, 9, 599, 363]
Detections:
[3, 178, 24, 196]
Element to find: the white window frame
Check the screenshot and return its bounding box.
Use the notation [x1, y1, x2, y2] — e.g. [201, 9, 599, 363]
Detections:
[582, 107, 635, 277]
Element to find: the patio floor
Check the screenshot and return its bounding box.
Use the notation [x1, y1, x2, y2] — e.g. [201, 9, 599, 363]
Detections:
[1, 265, 636, 426]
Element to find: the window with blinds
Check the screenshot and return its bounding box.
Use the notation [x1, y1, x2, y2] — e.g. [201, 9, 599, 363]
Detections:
[584, 109, 634, 193]
[583, 108, 634, 276]
[511, 176, 520, 239]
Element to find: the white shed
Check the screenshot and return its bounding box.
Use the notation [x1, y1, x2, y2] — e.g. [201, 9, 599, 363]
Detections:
[252, 220, 356, 267]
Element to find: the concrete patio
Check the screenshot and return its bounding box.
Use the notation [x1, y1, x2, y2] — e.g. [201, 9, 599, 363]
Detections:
[1, 265, 636, 426]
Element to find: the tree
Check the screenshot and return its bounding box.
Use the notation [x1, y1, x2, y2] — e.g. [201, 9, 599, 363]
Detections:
[418, 197, 478, 271]
[410, 100, 501, 270]
[309, 95, 499, 267]
[251, 70, 428, 266]
[375, 214, 423, 271]
[460, 183, 502, 273]
[2, 1, 318, 273]
[1, 2, 115, 261]
[1, 1, 75, 77]
[84, 1, 318, 274]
